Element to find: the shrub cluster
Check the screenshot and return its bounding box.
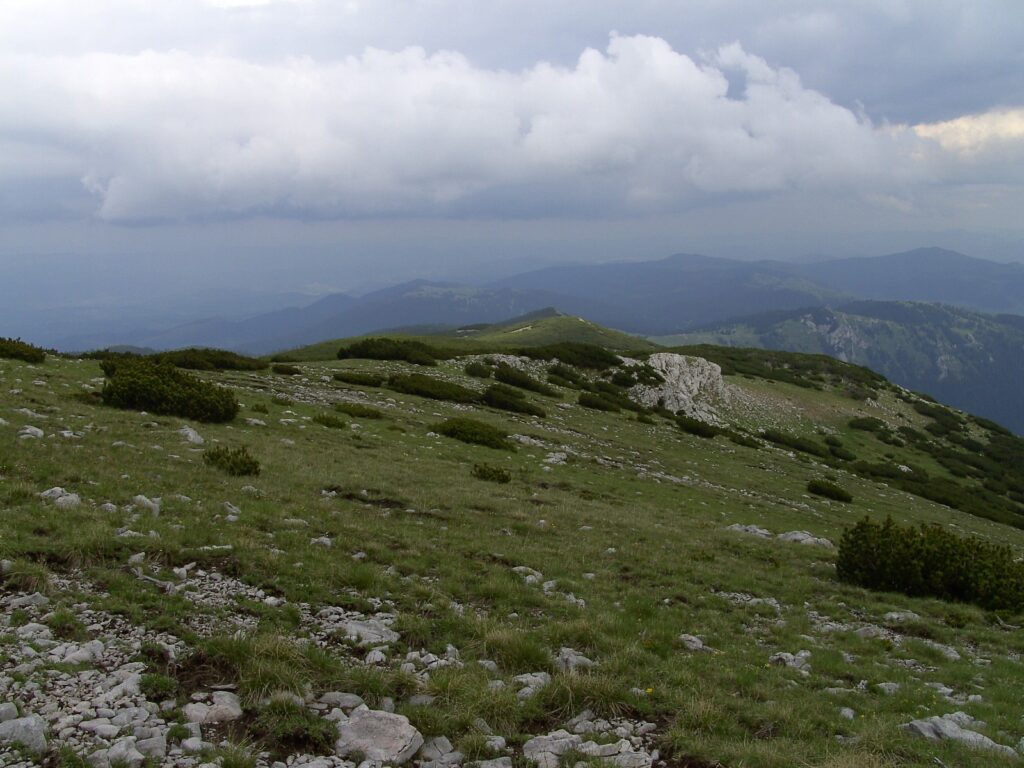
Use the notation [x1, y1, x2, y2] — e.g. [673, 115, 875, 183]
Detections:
[837, 516, 1024, 611]
[433, 417, 513, 450]
[313, 413, 346, 429]
[546, 363, 585, 389]
[519, 342, 621, 370]
[578, 392, 619, 412]
[204, 445, 261, 476]
[807, 479, 853, 502]
[101, 358, 239, 423]
[272, 364, 302, 376]
[464, 361, 493, 379]
[761, 429, 830, 459]
[471, 463, 512, 483]
[387, 373, 478, 403]
[155, 348, 267, 371]
[493, 364, 558, 397]
[610, 363, 663, 388]
[334, 371, 386, 387]
[334, 402, 384, 419]
[0, 337, 47, 363]
[338, 338, 445, 366]
[676, 415, 720, 439]
[483, 384, 546, 417]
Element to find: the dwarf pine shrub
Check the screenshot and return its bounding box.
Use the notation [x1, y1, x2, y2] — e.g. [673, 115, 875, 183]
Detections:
[313, 413, 346, 429]
[272, 364, 301, 376]
[334, 371, 386, 387]
[472, 463, 512, 483]
[388, 373, 478, 403]
[433, 418, 513, 450]
[204, 445, 261, 476]
[578, 392, 619, 412]
[338, 338, 443, 366]
[0, 337, 47, 363]
[676, 415, 721, 439]
[837, 516, 1024, 611]
[464, 361, 493, 379]
[807, 479, 853, 502]
[101, 358, 239, 423]
[493, 363, 559, 397]
[520, 342, 620, 370]
[761, 429, 830, 458]
[334, 402, 384, 419]
[482, 384, 546, 417]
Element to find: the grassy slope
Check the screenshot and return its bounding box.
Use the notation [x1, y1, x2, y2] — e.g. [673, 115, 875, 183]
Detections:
[282, 314, 657, 361]
[2, 351, 1024, 767]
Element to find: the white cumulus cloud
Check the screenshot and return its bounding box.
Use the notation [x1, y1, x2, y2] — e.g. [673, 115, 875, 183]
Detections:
[0, 34, 980, 222]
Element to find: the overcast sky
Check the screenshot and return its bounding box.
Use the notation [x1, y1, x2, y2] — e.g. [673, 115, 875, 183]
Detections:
[2, 0, 1023, 309]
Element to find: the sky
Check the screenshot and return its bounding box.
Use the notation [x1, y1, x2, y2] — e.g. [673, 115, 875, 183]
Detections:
[2, 0, 1024, 321]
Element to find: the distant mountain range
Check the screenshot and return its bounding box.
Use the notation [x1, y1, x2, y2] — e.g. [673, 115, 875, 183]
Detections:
[661, 301, 1024, 434]
[108, 246, 1024, 353]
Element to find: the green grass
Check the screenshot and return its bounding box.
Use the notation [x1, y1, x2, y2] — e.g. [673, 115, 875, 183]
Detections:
[2, 345, 1024, 767]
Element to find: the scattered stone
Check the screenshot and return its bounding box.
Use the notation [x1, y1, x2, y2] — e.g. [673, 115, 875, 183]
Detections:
[0, 714, 48, 755]
[769, 650, 811, 676]
[554, 647, 595, 674]
[904, 712, 1018, 758]
[178, 426, 204, 445]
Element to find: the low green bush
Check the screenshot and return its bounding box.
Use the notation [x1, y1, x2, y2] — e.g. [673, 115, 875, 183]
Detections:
[464, 361, 493, 379]
[433, 418, 513, 450]
[807, 479, 853, 502]
[334, 402, 384, 419]
[610, 364, 663, 387]
[313, 413, 346, 429]
[547, 363, 585, 388]
[578, 392, 619, 412]
[520, 342, 621, 370]
[0, 337, 46, 363]
[761, 429, 830, 458]
[272, 364, 301, 376]
[676, 415, 721, 439]
[837, 516, 1024, 611]
[338, 338, 444, 366]
[204, 445, 261, 476]
[155, 348, 267, 371]
[849, 416, 888, 433]
[101, 358, 239, 423]
[493, 364, 559, 397]
[388, 373, 478, 403]
[482, 384, 546, 417]
[334, 371, 386, 387]
[471, 463, 512, 483]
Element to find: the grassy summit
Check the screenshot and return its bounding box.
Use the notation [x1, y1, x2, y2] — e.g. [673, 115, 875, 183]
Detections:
[1, 330, 1023, 767]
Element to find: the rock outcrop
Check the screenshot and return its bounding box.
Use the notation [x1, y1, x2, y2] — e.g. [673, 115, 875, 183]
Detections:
[627, 353, 727, 423]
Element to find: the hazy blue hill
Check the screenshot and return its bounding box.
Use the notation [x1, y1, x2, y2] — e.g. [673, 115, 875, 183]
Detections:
[660, 300, 1024, 433]
[792, 247, 1024, 314]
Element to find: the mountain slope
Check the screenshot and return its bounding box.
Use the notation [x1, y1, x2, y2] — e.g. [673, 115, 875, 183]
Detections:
[4, 337, 1024, 766]
[658, 301, 1024, 433]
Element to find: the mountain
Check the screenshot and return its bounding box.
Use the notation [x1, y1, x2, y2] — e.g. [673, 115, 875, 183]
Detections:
[104, 246, 1024, 355]
[791, 247, 1024, 314]
[490, 252, 845, 333]
[658, 301, 1024, 433]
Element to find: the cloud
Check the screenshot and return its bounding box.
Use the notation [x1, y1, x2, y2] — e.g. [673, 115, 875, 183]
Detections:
[914, 108, 1024, 153]
[1, 34, 944, 222]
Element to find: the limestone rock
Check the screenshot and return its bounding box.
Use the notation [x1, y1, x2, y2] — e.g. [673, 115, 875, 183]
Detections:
[903, 712, 1018, 758]
[0, 714, 48, 755]
[627, 353, 727, 422]
[335, 709, 423, 764]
